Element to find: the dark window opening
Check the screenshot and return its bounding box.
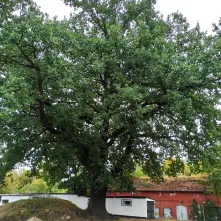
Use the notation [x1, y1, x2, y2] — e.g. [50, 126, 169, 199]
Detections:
[121, 199, 132, 206]
[2, 199, 9, 204]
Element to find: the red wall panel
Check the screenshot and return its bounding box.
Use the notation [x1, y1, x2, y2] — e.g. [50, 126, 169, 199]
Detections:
[107, 191, 221, 220]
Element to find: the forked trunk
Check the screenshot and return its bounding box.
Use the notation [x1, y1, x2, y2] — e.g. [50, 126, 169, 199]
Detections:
[86, 186, 113, 220]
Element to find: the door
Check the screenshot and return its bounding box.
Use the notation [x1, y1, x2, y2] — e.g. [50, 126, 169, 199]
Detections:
[176, 205, 188, 220]
[147, 201, 154, 219]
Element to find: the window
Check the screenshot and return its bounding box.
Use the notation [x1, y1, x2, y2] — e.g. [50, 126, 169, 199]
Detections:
[176, 205, 187, 220]
[121, 199, 132, 206]
[154, 207, 160, 219]
[164, 208, 171, 218]
[2, 199, 9, 204]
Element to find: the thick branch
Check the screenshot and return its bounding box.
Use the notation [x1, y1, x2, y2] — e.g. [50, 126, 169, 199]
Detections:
[14, 41, 63, 134]
[15, 43, 40, 72]
[90, 9, 108, 38]
[99, 73, 107, 89]
[36, 73, 62, 135]
[37, 100, 60, 134]
[111, 133, 133, 176]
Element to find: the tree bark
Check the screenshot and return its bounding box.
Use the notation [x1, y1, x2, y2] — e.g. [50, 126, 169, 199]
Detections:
[86, 186, 113, 220]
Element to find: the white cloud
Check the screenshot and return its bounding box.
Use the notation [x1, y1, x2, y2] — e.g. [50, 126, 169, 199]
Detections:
[155, 0, 221, 33]
[35, 0, 73, 19]
[34, 0, 221, 32]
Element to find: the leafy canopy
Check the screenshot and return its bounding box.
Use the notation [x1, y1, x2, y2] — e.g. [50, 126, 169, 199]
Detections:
[0, 0, 220, 196]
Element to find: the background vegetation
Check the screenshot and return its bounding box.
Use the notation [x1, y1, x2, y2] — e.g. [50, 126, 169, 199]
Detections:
[0, 170, 66, 194]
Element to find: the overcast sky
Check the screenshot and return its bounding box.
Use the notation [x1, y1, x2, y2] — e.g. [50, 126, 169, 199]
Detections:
[34, 0, 221, 33]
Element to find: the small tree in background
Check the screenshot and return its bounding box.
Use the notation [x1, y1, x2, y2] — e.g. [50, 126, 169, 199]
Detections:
[190, 200, 221, 221]
[190, 199, 200, 221]
[131, 165, 146, 177]
[0, 170, 65, 194]
[200, 145, 221, 203]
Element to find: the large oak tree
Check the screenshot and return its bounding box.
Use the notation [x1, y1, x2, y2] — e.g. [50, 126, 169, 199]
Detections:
[0, 0, 220, 218]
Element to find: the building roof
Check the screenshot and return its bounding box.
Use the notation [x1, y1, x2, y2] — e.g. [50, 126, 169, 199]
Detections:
[133, 177, 207, 192]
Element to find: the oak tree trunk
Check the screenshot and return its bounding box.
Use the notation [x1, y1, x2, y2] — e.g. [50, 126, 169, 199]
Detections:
[86, 186, 113, 220]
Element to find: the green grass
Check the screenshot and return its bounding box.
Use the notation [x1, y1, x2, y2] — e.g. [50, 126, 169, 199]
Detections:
[0, 198, 83, 221]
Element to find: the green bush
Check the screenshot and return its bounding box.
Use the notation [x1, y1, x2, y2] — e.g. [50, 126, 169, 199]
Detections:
[190, 199, 221, 221]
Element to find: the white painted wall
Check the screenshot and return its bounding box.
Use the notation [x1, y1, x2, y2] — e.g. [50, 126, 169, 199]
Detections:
[0, 194, 154, 218]
[0, 194, 89, 209]
[0, 195, 30, 205]
[106, 198, 148, 218]
[51, 194, 89, 210]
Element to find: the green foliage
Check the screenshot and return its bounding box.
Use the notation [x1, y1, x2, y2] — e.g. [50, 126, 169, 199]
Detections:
[190, 199, 200, 220]
[163, 158, 184, 176]
[163, 159, 193, 176]
[131, 165, 146, 177]
[190, 199, 221, 221]
[183, 164, 192, 176]
[200, 145, 221, 199]
[0, 0, 221, 214]
[0, 170, 65, 193]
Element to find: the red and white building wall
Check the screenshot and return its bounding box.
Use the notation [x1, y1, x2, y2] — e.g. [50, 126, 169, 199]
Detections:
[107, 190, 221, 220]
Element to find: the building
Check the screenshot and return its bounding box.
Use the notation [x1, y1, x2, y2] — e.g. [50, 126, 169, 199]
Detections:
[107, 177, 221, 220]
[106, 197, 154, 218]
[1, 177, 220, 220]
[0, 193, 155, 219]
